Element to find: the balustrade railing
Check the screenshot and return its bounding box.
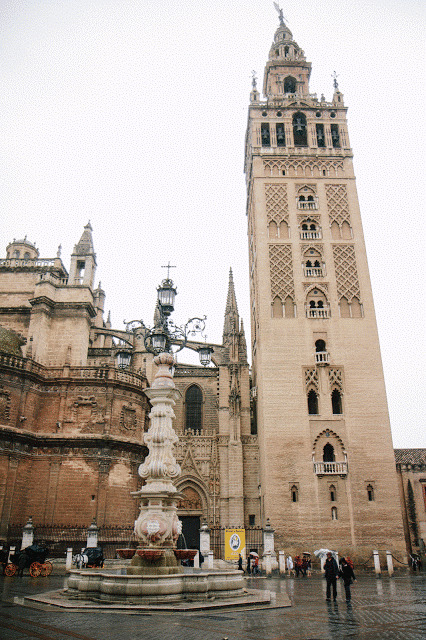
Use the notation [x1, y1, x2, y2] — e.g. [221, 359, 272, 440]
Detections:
[304, 267, 323, 277]
[0, 258, 56, 268]
[300, 231, 321, 240]
[314, 461, 348, 475]
[315, 351, 330, 365]
[297, 202, 317, 210]
[307, 308, 329, 319]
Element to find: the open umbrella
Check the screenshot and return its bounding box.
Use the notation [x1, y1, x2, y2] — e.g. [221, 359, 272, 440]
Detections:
[250, 551, 259, 557]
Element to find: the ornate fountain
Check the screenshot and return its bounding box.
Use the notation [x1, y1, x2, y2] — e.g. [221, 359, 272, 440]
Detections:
[65, 273, 251, 605]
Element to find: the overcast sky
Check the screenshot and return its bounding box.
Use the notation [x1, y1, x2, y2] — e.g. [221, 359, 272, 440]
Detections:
[1, 0, 425, 448]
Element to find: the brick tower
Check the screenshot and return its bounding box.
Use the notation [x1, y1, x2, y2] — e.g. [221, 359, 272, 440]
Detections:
[244, 15, 405, 560]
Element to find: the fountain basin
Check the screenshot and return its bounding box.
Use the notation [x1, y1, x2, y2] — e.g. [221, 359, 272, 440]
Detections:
[173, 549, 197, 561]
[66, 569, 246, 604]
[116, 549, 136, 560]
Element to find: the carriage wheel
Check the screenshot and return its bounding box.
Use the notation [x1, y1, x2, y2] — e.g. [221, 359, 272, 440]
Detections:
[4, 563, 17, 577]
[40, 561, 53, 577]
[29, 562, 42, 577]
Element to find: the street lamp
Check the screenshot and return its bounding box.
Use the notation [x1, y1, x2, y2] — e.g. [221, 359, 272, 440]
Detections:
[135, 272, 211, 366]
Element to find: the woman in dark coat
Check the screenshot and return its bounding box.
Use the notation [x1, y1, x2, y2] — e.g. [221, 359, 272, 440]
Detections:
[339, 557, 356, 602]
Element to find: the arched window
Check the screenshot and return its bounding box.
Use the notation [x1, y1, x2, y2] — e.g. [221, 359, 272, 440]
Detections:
[315, 339, 326, 352]
[331, 124, 340, 148]
[308, 389, 318, 415]
[261, 123, 270, 147]
[331, 389, 343, 414]
[276, 123, 286, 146]
[23, 252, 30, 259]
[323, 443, 335, 462]
[293, 113, 307, 146]
[185, 385, 203, 432]
[329, 485, 337, 502]
[13, 250, 20, 258]
[291, 485, 299, 502]
[284, 76, 296, 93]
[331, 507, 338, 520]
[316, 123, 325, 147]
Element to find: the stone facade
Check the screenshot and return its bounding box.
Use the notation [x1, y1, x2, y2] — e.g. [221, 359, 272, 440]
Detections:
[395, 450, 426, 556]
[244, 18, 407, 562]
[0, 229, 259, 543]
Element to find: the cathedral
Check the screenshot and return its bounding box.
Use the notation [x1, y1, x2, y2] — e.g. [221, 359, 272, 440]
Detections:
[0, 14, 424, 562]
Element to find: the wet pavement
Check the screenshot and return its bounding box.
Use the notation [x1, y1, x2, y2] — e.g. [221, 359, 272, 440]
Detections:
[0, 571, 425, 639]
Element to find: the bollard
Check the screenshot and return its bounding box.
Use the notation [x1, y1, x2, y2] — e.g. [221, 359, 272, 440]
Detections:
[278, 550, 286, 576]
[21, 517, 34, 550]
[207, 551, 214, 570]
[386, 550, 394, 576]
[264, 551, 272, 576]
[373, 550, 381, 576]
[66, 547, 73, 572]
[8, 546, 15, 563]
[86, 519, 99, 548]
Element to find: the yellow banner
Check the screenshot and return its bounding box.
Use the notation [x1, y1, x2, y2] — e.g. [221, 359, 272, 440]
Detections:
[224, 528, 246, 561]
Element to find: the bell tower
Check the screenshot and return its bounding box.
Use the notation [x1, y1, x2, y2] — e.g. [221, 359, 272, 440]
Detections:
[245, 14, 405, 561]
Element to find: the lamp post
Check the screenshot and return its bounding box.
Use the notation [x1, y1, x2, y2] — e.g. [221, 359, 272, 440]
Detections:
[129, 272, 212, 575]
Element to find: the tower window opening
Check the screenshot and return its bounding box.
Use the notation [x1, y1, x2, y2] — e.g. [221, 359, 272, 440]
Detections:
[310, 223, 316, 230]
[276, 123, 286, 146]
[323, 170, 326, 176]
[331, 389, 343, 414]
[308, 389, 319, 415]
[261, 123, 270, 147]
[13, 250, 20, 258]
[291, 485, 299, 502]
[323, 443, 335, 462]
[293, 113, 307, 146]
[282, 170, 286, 176]
[367, 485, 375, 501]
[329, 485, 336, 502]
[185, 385, 203, 433]
[331, 124, 340, 148]
[331, 507, 338, 520]
[315, 339, 326, 352]
[284, 76, 296, 92]
[316, 123, 326, 147]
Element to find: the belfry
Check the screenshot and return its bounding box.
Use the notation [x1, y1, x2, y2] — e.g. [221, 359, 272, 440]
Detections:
[244, 14, 406, 559]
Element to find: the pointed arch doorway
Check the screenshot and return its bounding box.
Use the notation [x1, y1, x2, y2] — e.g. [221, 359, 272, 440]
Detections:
[177, 486, 204, 550]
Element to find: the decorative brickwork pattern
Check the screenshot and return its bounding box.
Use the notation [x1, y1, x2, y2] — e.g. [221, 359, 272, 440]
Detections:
[0, 386, 11, 422]
[264, 158, 344, 177]
[328, 368, 344, 391]
[332, 245, 361, 302]
[325, 184, 351, 227]
[301, 244, 324, 257]
[304, 368, 319, 392]
[265, 184, 289, 226]
[269, 244, 294, 302]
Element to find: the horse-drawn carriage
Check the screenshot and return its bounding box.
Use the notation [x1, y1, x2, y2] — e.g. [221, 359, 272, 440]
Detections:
[2, 544, 53, 577]
[73, 546, 104, 569]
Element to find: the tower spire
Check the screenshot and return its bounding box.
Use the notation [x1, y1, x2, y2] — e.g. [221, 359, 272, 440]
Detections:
[223, 268, 239, 338]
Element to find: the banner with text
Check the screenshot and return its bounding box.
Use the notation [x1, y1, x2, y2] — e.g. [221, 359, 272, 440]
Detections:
[224, 528, 246, 561]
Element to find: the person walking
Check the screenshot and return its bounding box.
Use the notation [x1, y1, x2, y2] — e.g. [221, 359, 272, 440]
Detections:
[339, 557, 356, 602]
[246, 554, 251, 575]
[324, 551, 339, 601]
[238, 553, 244, 573]
[286, 555, 294, 576]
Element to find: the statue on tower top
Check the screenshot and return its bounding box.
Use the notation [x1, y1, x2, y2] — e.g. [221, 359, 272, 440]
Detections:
[273, 2, 285, 26]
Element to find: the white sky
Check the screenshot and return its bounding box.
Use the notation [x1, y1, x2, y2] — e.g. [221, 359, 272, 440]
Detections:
[1, 0, 425, 448]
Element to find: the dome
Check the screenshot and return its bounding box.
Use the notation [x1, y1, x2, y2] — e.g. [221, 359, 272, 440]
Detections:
[0, 326, 25, 356]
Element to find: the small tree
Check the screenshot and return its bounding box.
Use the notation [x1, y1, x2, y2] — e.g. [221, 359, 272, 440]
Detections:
[407, 480, 419, 546]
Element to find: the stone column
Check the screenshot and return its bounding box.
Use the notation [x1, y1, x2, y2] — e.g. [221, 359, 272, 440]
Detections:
[199, 520, 210, 558]
[86, 519, 99, 548]
[263, 518, 276, 569]
[373, 550, 381, 576]
[278, 550, 286, 575]
[386, 550, 394, 577]
[207, 551, 214, 569]
[264, 551, 272, 575]
[21, 517, 34, 550]
[66, 548, 73, 572]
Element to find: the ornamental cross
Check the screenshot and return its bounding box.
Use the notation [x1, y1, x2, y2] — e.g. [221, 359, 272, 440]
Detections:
[161, 262, 176, 280]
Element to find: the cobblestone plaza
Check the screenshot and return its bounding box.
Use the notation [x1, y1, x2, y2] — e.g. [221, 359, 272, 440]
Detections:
[1, 572, 425, 639]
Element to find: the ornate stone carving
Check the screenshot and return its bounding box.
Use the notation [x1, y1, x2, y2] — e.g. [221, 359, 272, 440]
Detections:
[0, 386, 11, 422]
[265, 183, 289, 226]
[120, 405, 137, 432]
[304, 368, 319, 392]
[264, 158, 344, 177]
[332, 244, 361, 302]
[269, 244, 295, 302]
[325, 184, 351, 227]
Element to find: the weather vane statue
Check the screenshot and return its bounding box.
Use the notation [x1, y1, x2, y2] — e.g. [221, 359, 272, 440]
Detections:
[273, 2, 285, 26]
[332, 71, 340, 90]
